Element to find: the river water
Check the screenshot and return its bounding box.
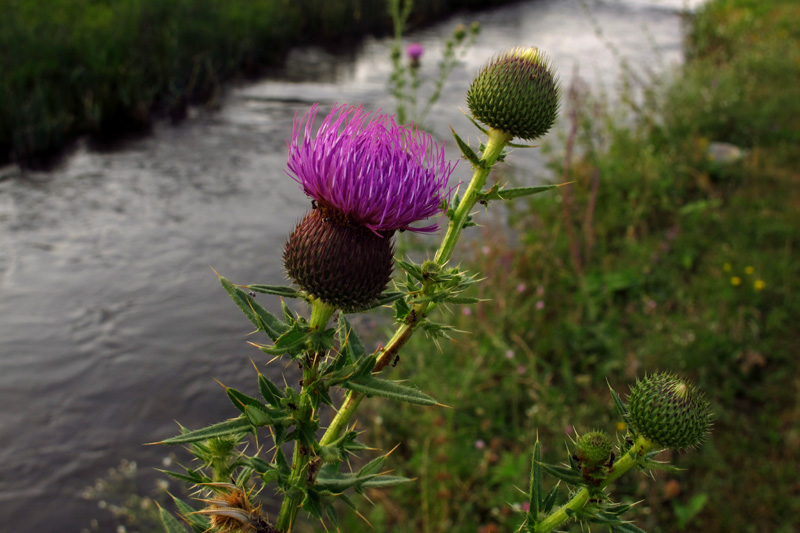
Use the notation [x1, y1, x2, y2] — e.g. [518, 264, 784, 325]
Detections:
[0, 0, 703, 529]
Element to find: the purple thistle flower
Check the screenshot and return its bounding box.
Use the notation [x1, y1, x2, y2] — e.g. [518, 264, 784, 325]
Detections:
[286, 104, 455, 234]
[406, 42, 424, 61]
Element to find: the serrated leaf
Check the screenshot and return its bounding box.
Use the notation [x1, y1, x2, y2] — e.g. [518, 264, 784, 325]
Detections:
[247, 284, 303, 298]
[220, 276, 289, 341]
[338, 314, 365, 362]
[303, 489, 324, 520]
[394, 297, 411, 321]
[543, 483, 560, 513]
[259, 325, 309, 356]
[441, 296, 481, 305]
[362, 475, 412, 488]
[451, 127, 483, 168]
[343, 375, 437, 406]
[158, 504, 189, 533]
[159, 417, 252, 445]
[226, 388, 267, 414]
[351, 354, 377, 380]
[170, 496, 211, 533]
[397, 259, 425, 282]
[480, 184, 559, 202]
[538, 462, 586, 486]
[258, 374, 285, 407]
[244, 404, 281, 427]
[359, 454, 387, 477]
[364, 291, 405, 309]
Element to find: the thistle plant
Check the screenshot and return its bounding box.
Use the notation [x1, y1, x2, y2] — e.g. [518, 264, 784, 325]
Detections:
[155, 47, 711, 533]
[388, 0, 480, 128]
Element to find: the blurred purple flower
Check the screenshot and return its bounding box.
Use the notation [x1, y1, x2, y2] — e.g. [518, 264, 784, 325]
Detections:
[505, 350, 514, 359]
[406, 42, 424, 60]
[287, 104, 455, 234]
[536, 300, 545, 310]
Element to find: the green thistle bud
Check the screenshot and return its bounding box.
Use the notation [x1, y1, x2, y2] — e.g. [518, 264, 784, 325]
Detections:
[466, 47, 560, 141]
[284, 209, 394, 312]
[576, 430, 613, 467]
[627, 373, 712, 450]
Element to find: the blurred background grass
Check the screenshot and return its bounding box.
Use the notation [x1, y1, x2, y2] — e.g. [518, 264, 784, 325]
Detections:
[332, 0, 800, 531]
[0, 0, 513, 165]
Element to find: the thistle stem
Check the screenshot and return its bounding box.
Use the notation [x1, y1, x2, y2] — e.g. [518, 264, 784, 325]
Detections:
[275, 299, 335, 531]
[434, 127, 512, 266]
[318, 128, 512, 447]
[533, 435, 655, 533]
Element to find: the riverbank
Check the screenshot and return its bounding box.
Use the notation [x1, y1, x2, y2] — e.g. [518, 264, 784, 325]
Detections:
[340, 0, 800, 531]
[0, 0, 517, 167]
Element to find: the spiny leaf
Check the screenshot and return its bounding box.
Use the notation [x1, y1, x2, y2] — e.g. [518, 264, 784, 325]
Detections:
[361, 475, 413, 488]
[158, 504, 189, 533]
[258, 374, 285, 407]
[451, 126, 483, 168]
[159, 417, 252, 445]
[542, 483, 560, 513]
[478, 184, 559, 202]
[343, 375, 438, 406]
[170, 495, 211, 533]
[538, 462, 585, 486]
[338, 314, 365, 362]
[247, 284, 304, 298]
[226, 387, 268, 414]
[220, 276, 289, 341]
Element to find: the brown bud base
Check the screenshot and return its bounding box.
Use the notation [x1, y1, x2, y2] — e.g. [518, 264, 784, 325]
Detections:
[284, 208, 394, 312]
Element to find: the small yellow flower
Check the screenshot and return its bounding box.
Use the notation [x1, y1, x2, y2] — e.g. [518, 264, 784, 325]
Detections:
[745, 266, 755, 275]
[723, 263, 732, 272]
[731, 276, 742, 286]
[616, 421, 626, 432]
[754, 279, 765, 291]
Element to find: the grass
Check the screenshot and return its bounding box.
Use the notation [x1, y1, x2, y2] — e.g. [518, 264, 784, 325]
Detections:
[0, 0, 514, 166]
[330, 0, 800, 531]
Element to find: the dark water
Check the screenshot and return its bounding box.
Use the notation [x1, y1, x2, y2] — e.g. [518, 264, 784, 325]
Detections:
[0, 0, 703, 529]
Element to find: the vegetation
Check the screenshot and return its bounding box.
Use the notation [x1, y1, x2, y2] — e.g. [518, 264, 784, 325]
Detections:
[0, 0, 513, 166]
[333, 0, 800, 531]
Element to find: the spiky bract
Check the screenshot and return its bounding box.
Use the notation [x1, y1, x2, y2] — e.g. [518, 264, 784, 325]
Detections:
[284, 209, 394, 312]
[286, 103, 455, 234]
[466, 46, 560, 141]
[627, 373, 712, 450]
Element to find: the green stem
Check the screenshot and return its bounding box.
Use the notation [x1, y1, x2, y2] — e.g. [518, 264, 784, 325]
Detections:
[434, 128, 512, 265]
[318, 128, 512, 447]
[275, 299, 334, 532]
[533, 435, 655, 533]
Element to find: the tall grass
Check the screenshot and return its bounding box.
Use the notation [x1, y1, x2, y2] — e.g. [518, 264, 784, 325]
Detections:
[0, 0, 514, 165]
[333, 0, 800, 531]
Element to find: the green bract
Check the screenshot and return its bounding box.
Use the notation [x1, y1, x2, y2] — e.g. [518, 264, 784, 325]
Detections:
[466, 46, 560, 141]
[627, 373, 712, 450]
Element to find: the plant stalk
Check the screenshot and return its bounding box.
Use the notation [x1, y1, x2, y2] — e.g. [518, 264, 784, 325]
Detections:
[275, 299, 335, 531]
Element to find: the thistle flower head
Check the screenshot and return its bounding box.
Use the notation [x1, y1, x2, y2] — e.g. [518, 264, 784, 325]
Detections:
[286, 104, 454, 234]
[406, 42, 424, 61]
[284, 104, 455, 311]
[627, 373, 713, 451]
[467, 46, 560, 141]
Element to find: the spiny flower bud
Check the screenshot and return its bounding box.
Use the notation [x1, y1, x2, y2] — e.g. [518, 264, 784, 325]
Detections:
[627, 373, 712, 450]
[284, 104, 455, 311]
[576, 430, 613, 467]
[466, 47, 560, 141]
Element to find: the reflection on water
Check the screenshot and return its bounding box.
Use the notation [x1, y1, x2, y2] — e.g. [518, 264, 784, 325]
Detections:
[0, 0, 702, 529]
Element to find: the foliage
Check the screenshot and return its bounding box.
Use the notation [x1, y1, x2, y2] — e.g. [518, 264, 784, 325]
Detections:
[334, 1, 800, 531]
